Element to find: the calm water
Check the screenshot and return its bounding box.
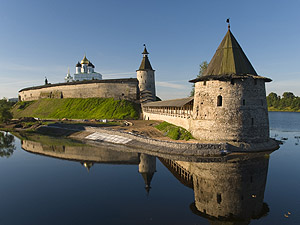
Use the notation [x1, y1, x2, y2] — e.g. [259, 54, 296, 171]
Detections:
[0, 111, 299, 225]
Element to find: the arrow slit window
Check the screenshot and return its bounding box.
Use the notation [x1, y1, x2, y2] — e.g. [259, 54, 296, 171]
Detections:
[217, 95, 222, 106]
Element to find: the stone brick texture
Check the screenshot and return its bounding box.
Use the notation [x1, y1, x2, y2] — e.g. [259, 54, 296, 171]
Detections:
[192, 78, 269, 142]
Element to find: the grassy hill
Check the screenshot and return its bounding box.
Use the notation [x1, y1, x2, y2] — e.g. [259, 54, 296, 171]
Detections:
[12, 98, 140, 120]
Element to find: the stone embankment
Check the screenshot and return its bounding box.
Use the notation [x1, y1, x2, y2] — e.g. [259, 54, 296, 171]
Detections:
[43, 124, 279, 157]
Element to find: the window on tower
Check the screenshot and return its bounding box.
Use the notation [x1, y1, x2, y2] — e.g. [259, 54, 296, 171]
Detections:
[217, 95, 222, 106]
[217, 194, 222, 204]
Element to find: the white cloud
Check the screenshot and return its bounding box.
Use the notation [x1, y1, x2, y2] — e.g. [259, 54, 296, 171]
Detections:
[156, 81, 189, 89]
[102, 72, 136, 78]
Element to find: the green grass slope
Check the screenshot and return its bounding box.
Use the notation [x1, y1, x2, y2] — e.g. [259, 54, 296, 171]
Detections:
[12, 98, 140, 120]
[155, 121, 194, 141]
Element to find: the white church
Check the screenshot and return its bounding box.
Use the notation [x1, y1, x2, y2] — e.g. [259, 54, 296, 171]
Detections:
[65, 55, 102, 82]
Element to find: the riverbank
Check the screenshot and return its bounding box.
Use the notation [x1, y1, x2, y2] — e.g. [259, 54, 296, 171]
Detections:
[268, 107, 300, 112]
[36, 122, 280, 156]
[1, 119, 280, 156]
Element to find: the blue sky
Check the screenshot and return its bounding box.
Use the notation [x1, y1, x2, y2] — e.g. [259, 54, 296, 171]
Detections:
[0, 0, 299, 100]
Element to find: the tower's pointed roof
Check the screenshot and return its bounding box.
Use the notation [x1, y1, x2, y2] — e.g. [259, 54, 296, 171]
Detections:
[140, 172, 154, 194]
[142, 46, 149, 55]
[137, 45, 154, 71]
[190, 28, 271, 82]
[204, 29, 257, 76]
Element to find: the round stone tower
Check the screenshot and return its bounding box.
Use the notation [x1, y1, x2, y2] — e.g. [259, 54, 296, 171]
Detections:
[190, 27, 272, 143]
[137, 45, 156, 103]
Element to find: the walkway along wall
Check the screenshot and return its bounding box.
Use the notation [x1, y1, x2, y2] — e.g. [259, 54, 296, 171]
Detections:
[142, 97, 194, 130]
[143, 111, 192, 131]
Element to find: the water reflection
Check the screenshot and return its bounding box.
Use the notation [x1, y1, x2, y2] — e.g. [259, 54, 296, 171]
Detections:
[21, 136, 157, 194]
[139, 154, 156, 194]
[20, 133, 273, 224]
[0, 132, 16, 158]
[161, 153, 271, 224]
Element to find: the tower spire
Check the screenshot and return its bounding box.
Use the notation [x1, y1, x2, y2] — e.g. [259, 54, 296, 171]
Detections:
[226, 18, 230, 30]
[142, 44, 149, 55]
[138, 44, 153, 70]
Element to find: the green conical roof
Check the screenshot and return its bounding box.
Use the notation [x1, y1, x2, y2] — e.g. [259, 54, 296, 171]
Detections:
[203, 29, 257, 76]
[190, 29, 271, 83]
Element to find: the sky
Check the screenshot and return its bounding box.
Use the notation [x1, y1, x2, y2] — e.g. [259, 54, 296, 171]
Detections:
[0, 0, 299, 100]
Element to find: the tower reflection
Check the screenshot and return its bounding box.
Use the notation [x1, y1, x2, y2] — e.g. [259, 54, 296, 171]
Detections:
[138, 153, 156, 194]
[20, 132, 272, 223]
[161, 153, 271, 224]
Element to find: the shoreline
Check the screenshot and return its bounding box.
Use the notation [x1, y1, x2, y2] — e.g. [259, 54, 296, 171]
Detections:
[39, 123, 280, 157]
[268, 109, 300, 113]
[1, 120, 280, 157]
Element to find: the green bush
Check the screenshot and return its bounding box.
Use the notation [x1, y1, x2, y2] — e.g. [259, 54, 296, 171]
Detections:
[155, 121, 194, 141]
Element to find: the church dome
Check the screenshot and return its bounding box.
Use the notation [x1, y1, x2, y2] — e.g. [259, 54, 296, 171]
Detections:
[81, 55, 89, 64]
[76, 61, 81, 67]
[88, 61, 93, 67]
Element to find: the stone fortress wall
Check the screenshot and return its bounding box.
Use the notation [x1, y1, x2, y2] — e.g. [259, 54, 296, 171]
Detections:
[143, 78, 270, 143]
[19, 78, 139, 102]
[142, 27, 275, 146]
[191, 78, 269, 142]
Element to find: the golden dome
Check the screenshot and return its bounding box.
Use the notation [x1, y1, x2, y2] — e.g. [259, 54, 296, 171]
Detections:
[81, 55, 89, 64]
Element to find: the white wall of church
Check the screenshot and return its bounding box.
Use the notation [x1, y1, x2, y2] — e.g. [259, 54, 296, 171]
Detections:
[73, 72, 102, 81]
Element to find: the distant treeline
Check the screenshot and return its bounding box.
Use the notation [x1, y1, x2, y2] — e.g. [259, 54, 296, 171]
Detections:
[267, 92, 300, 112]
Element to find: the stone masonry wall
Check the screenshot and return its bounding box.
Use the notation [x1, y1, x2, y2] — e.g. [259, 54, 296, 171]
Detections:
[192, 79, 269, 142]
[137, 70, 156, 97]
[19, 79, 138, 102]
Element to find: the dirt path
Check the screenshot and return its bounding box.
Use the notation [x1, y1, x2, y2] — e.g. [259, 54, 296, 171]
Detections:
[106, 120, 171, 140]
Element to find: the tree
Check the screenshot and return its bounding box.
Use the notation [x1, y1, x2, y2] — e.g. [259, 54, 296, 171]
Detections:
[282, 92, 295, 99]
[266, 92, 300, 111]
[0, 132, 15, 158]
[266, 92, 280, 107]
[190, 61, 208, 97]
[0, 107, 13, 123]
[0, 98, 13, 123]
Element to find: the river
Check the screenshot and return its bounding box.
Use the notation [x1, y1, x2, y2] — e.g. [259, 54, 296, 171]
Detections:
[0, 111, 299, 225]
